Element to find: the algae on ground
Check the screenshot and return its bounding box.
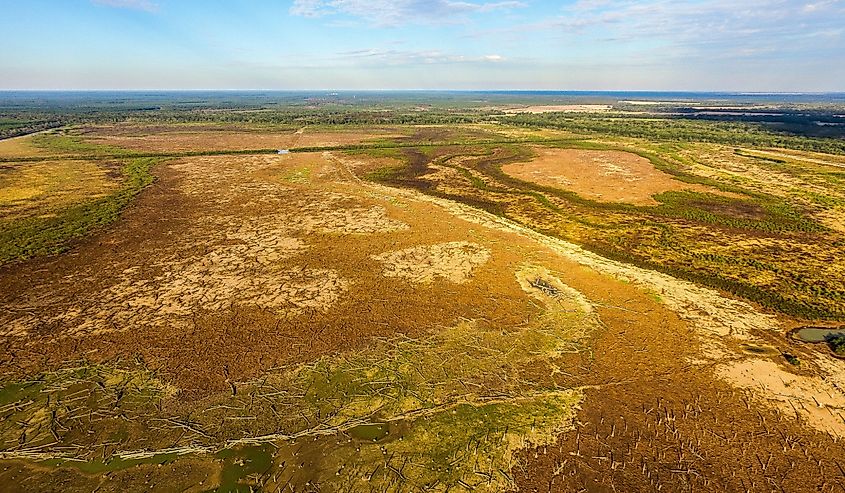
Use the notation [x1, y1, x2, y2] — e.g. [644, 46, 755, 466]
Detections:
[210, 445, 274, 493]
[2, 266, 597, 492]
[265, 391, 582, 492]
[0, 364, 177, 455]
[232, 265, 596, 491]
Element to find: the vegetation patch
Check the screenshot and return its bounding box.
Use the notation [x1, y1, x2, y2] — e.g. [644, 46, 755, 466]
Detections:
[1, 264, 596, 490]
[361, 140, 845, 319]
[828, 334, 845, 357]
[0, 157, 158, 264]
[0, 363, 177, 456]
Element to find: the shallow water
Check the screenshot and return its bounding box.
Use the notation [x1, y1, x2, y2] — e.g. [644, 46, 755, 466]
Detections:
[794, 327, 845, 343]
[349, 422, 391, 442]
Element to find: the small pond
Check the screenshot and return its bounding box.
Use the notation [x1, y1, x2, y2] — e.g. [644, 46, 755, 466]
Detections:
[793, 326, 845, 343]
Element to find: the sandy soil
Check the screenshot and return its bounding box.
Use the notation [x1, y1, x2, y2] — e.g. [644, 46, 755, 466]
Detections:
[717, 358, 845, 438]
[502, 147, 727, 205]
[372, 241, 491, 284]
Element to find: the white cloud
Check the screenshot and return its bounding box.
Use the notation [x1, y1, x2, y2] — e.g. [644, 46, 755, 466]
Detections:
[470, 0, 844, 62]
[803, 0, 840, 12]
[290, 0, 525, 25]
[92, 0, 158, 12]
[336, 48, 507, 65]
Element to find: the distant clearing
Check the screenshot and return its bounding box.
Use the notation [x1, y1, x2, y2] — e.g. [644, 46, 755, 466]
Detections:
[502, 147, 727, 205]
[79, 124, 403, 152]
[503, 104, 612, 114]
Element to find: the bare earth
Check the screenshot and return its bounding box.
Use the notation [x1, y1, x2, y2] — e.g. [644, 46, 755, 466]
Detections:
[502, 147, 726, 205]
[78, 124, 403, 152]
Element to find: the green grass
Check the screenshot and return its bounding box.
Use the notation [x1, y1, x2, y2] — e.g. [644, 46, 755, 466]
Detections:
[784, 353, 801, 366]
[0, 157, 159, 264]
[211, 445, 274, 493]
[652, 190, 823, 233]
[280, 166, 311, 183]
[31, 131, 140, 157]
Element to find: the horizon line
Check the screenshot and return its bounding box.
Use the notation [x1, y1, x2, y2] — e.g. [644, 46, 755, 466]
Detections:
[2, 89, 845, 95]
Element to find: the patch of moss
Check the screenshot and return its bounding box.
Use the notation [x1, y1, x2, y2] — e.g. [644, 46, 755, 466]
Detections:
[211, 445, 274, 493]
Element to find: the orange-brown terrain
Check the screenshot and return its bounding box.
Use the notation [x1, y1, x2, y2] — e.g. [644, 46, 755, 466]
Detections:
[1, 124, 845, 493]
[501, 147, 732, 205]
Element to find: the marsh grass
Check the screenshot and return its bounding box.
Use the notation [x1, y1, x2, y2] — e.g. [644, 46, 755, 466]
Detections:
[360, 140, 845, 319]
[0, 157, 159, 264]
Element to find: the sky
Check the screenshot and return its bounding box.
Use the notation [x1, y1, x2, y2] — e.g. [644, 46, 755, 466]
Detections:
[1, 0, 844, 91]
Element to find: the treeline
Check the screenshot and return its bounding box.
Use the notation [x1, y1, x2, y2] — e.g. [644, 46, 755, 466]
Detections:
[503, 114, 845, 154]
[1, 107, 495, 132]
[0, 119, 65, 140]
[130, 109, 490, 126]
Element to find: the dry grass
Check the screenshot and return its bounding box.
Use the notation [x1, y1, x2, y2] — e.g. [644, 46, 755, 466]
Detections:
[4, 126, 845, 491]
[0, 160, 118, 220]
[0, 134, 55, 159]
[78, 124, 402, 152]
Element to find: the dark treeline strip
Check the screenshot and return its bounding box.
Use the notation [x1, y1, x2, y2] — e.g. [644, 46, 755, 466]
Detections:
[0, 120, 65, 140]
[502, 114, 845, 154]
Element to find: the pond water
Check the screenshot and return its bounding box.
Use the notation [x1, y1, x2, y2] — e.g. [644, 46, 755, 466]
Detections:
[793, 327, 845, 343]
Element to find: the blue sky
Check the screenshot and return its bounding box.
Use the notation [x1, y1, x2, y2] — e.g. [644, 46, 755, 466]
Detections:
[1, 0, 844, 91]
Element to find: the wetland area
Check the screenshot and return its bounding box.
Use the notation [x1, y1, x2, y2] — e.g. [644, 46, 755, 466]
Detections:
[1, 91, 845, 492]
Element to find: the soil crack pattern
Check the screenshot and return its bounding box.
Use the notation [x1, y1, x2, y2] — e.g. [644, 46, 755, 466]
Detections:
[0, 267, 599, 492]
[350, 177, 845, 440]
[371, 241, 491, 284]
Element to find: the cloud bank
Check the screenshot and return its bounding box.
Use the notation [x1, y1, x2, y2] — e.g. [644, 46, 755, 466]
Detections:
[290, 0, 525, 25]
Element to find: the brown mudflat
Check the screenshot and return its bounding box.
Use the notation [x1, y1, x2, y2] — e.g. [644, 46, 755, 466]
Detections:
[1, 127, 844, 492]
